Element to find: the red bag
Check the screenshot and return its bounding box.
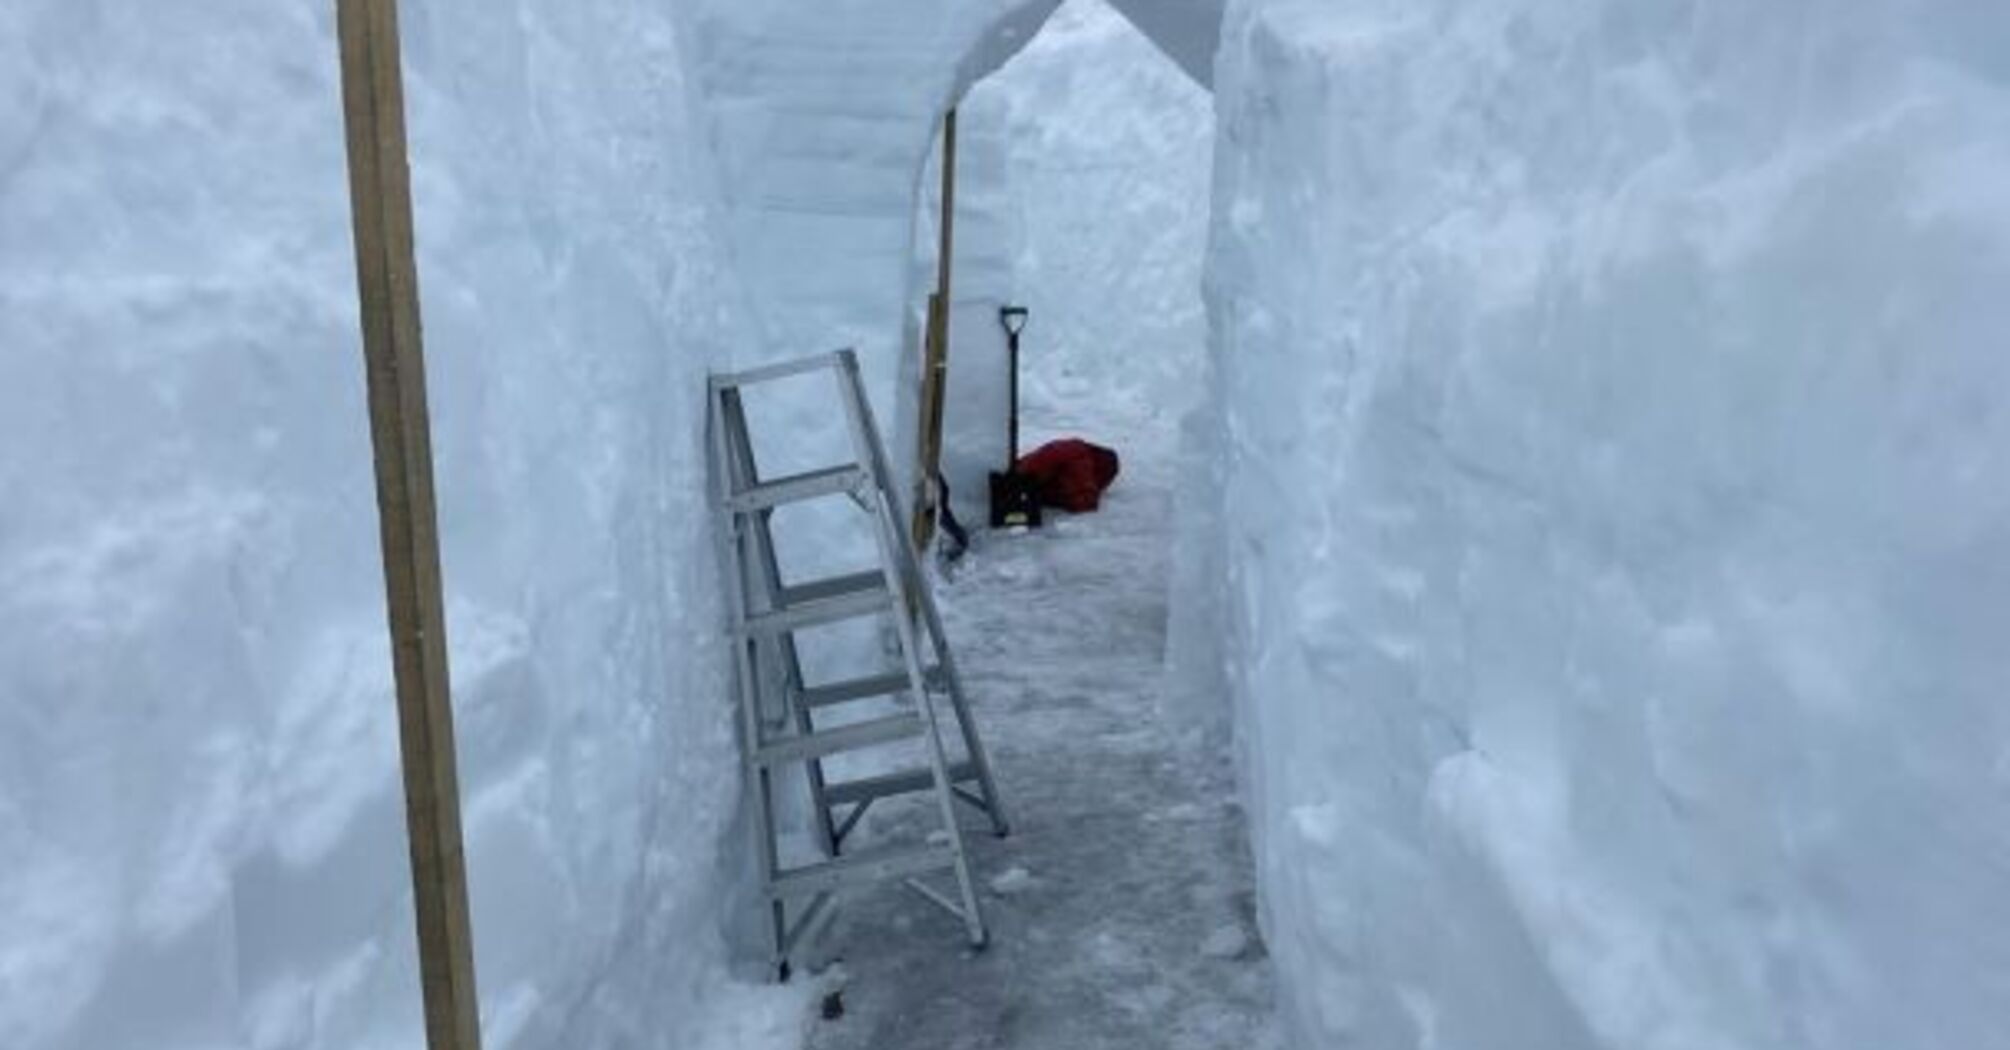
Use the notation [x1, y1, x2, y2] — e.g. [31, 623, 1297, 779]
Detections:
[1014, 439, 1121, 513]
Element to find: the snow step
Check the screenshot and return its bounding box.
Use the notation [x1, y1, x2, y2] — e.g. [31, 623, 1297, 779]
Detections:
[742, 570, 891, 635]
[708, 348, 1010, 975]
[799, 666, 946, 708]
[753, 711, 925, 765]
[768, 840, 959, 900]
[727, 463, 867, 513]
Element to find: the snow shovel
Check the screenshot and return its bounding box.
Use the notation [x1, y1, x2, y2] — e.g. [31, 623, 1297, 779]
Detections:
[988, 305, 1042, 528]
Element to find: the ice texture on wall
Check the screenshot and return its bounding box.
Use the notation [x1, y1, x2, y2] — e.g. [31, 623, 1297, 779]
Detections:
[0, 1, 803, 1047]
[1207, 1, 2010, 1047]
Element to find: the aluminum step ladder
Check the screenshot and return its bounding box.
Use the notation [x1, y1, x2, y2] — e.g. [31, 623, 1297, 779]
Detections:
[706, 349, 1010, 979]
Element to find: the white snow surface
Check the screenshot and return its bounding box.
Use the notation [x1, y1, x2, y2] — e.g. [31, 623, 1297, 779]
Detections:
[1207, 2, 2010, 1048]
[1, 1, 807, 1047]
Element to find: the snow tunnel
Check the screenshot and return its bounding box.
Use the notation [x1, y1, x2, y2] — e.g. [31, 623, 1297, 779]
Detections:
[900, 3, 1214, 564]
[7, 1, 2010, 1049]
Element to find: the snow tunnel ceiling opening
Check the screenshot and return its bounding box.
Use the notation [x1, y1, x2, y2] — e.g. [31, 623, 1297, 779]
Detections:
[906, 0, 1217, 536]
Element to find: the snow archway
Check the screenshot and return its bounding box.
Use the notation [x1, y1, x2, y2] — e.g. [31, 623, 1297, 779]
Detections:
[901, 0, 1216, 535]
[682, 0, 1221, 404]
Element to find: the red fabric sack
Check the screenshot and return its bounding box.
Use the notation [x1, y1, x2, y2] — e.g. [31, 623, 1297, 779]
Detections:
[1014, 439, 1121, 513]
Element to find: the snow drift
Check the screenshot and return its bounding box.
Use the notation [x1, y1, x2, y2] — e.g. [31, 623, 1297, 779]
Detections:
[1208, 1, 2010, 1047]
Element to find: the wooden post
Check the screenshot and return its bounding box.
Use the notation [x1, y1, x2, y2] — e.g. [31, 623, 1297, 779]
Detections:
[913, 107, 958, 549]
[334, 2, 484, 1049]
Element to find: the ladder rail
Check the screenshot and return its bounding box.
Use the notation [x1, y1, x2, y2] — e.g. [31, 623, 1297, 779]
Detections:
[706, 383, 789, 965]
[833, 351, 1010, 835]
[833, 353, 987, 947]
[912, 581, 1009, 835]
[719, 388, 840, 857]
[710, 350, 846, 390]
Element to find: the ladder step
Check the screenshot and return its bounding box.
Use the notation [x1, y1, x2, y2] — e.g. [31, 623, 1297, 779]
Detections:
[769, 840, 958, 899]
[779, 569, 887, 605]
[710, 352, 843, 390]
[729, 464, 867, 513]
[744, 570, 891, 635]
[825, 761, 979, 809]
[798, 666, 946, 708]
[753, 711, 925, 766]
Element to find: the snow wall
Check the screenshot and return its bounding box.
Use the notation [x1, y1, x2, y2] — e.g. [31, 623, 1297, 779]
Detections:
[1208, 2, 2010, 1048]
[1, 2, 805, 1047]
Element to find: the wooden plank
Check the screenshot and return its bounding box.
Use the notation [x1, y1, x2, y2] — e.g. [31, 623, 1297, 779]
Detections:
[912, 107, 957, 549]
[334, 2, 484, 1049]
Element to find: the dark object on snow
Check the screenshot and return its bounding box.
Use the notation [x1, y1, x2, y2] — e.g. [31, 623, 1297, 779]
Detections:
[820, 991, 846, 1021]
[1015, 438, 1121, 513]
[988, 470, 1042, 529]
[935, 474, 970, 559]
[989, 305, 1043, 529]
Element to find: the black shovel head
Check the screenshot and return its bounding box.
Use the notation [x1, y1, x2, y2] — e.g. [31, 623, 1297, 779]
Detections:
[988, 470, 1043, 529]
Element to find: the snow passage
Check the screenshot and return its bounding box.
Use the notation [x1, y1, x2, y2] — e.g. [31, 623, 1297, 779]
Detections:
[8, 0, 2010, 1047]
[806, 409, 1278, 1050]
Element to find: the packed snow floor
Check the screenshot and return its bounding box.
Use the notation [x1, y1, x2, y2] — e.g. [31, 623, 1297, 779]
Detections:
[804, 409, 1279, 1050]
